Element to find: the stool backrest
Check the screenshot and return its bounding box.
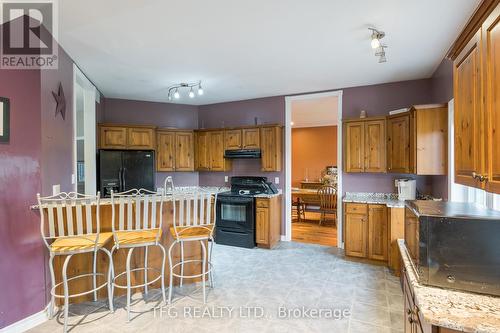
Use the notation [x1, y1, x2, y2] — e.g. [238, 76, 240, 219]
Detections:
[318, 186, 337, 210]
[37, 192, 101, 250]
[172, 191, 216, 238]
[164, 176, 174, 194]
[111, 188, 165, 243]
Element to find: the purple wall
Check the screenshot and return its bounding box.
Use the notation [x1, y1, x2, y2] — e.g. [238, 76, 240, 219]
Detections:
[0, 69, 46, 328]
[102, 98, 200, 187]
[40, 46, 74, 195]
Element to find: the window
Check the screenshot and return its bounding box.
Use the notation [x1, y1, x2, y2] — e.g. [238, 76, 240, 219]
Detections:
[448, 100, 500, 210]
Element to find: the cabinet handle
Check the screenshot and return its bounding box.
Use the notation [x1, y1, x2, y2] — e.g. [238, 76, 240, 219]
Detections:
[472, 172, 489, 183]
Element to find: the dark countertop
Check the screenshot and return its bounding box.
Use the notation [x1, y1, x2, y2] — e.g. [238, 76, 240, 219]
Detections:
[405, 200, 500, 220]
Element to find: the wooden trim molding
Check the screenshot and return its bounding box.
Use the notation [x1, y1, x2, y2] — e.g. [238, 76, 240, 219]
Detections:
[447, 0, 500, 60]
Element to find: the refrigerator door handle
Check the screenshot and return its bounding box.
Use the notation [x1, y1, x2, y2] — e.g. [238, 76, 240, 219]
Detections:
[118, 167, 123, 192]
[122, 167, 127, 191]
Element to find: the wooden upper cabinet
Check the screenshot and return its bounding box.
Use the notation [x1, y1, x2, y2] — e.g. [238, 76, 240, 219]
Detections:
[157, 131, 175, 171]
[175, 131, 194, 171]
[454, 30, 485, 188]
[195, 131, 211, 170]
[209, 131, 231, 171]
[344, 121, 365, 173]
[127, 127, 155, 149]
[387, 114, 411, 173]
[242, 128, 260, 149]
[483, 3, 500, 193]
[224, 129, 242, 150]
[260, 126, 282, 172]
[365, 119, 386, 172]
[100, 126, 127, 149]
[368, 204, 388, 261]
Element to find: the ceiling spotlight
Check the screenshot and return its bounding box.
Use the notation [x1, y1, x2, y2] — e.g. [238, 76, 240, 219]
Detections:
[198, 83, 204, 95]
[174, 89, 180, 99]
[378, 53, 387, 63]
[375, 45, 388, 56]
[189, 87, 195, 98]
[369, 28, 385, 49]
[167, 81, 204, 102]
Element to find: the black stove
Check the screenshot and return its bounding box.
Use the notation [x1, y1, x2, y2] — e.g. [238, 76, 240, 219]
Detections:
[215, 177, 278, 248]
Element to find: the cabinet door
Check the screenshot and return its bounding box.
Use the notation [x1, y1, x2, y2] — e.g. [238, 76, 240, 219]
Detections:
[242, 128, 260, 149]
[345, 212, 368, 258]
[261, 126, 282, 172]
[368, 205, 388, 261]
[224, 129, 242, 150]
[344, 122, 365, 173]
[364, 120, 386, 172]
[100, 126, 127, 149]
[256, 207, 269, 245]
[483, 5, 500, 193]
[209, 131, 228, 171]
[454, 30, 484, 188]
[157, 132, 175, 171]
[128, 128, 155, 149]
[387, 115, 411, 173]
[175, 131, 194, 171]
[196, 131, 211, 170]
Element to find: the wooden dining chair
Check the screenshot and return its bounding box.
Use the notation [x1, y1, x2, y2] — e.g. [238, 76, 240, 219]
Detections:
[292, 197, 305, 222]
[318, 186, 337, 226]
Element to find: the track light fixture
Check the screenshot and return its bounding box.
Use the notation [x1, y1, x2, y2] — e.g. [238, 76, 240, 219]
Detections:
[369, 28, 388, 63]
[167, 81, 204, 101]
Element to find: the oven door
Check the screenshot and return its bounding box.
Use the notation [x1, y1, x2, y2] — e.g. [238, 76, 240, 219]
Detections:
[216, 195, 254, 231]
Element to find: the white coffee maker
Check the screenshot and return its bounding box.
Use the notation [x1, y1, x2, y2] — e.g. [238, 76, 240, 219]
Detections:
[395, 179, 416, 201]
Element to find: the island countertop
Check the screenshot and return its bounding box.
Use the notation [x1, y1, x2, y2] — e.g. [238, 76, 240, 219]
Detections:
[398, 239, 500, 333]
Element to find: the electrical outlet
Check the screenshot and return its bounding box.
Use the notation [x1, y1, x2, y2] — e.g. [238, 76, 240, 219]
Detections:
[224, 176, 229, 183]
[274, 177, 280, 185]
[52, 184, 60, 195]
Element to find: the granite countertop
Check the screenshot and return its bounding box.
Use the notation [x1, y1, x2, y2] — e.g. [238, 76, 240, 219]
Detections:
[253, 189, 282, 198]
[343, 192, 405, 208]
[398, 240, 500, 333]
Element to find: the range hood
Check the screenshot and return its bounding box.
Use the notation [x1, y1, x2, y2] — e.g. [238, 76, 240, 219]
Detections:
[224, 149, 261, 159]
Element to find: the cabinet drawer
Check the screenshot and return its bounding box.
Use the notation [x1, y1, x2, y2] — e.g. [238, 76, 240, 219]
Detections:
[256, 199, 270, 208]
[345, 203, 367, 214]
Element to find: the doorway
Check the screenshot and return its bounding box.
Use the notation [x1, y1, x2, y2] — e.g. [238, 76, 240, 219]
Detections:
[285, 91, 343, 247]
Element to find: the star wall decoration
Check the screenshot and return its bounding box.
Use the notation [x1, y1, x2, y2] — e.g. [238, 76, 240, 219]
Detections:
[52, 82, 66, 120]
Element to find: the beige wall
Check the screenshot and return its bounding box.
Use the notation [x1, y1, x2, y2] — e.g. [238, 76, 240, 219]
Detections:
[292, 126, 337, 188]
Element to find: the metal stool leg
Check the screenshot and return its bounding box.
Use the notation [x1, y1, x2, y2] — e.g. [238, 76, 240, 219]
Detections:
[208, 238, 214, 288]
[200, 240, 207, 304]
[144, 246, 148, 294]
[62, 254, 73, 333]
[92, 250, 98, 301]
[100, 248, 114, 312]
[158, 244, 167, 304]
[126, 248, 135, 322]
[167, 241, 176, 304]
[179, 241, 184, 287]
[48, 254, 56, 319]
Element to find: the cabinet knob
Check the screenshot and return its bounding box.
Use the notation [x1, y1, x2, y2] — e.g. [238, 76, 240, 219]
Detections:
[472, 172, 489, 183]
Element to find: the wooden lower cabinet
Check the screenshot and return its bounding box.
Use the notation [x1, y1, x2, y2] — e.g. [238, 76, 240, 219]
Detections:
[344, 203, 388, 261]
[255, 195, 281, 249]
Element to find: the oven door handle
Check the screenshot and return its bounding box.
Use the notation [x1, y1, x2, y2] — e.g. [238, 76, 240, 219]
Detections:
[218, 196, 254, 204]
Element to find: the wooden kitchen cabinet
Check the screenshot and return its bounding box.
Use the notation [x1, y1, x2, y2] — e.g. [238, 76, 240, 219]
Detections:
[195, 131, 211, 170]
[368, 205, 388, 261]
[344, 117, 386, 173]
[157, 130, 194, 172]
[255, 195, 281, 249]
[100, 126, 127, 149]
[260, 126, 283, 172]
[344, 202, 388, 261]
[209, 131, 231, 171]
[387, 105, 447, 175]
[242, 128, 260, 148]
[99, 124, 155, 150]
[224, 129, 242, 150]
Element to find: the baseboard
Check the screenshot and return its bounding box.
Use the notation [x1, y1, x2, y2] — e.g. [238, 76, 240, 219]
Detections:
[1, 306, 48, 333]
[280, 235, 289, 242]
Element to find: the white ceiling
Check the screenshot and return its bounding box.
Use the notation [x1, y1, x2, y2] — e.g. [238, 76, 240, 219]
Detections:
[58, 0, 480, 105]
[292, 96, 338, 128]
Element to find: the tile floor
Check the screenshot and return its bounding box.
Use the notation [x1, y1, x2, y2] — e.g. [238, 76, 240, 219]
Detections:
[29, 242, 404, 333]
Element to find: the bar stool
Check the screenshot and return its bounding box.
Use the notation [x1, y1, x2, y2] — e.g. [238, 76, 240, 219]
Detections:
[37, 192, 114, 333]
[110, 188, 166, 322]
[168, 191, 217, 304]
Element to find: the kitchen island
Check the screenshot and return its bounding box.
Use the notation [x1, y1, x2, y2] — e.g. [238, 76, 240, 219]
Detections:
[32, 187, 226, 305]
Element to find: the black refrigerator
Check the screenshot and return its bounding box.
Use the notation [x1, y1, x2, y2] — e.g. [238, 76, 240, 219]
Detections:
[98, 150, 155, 197]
